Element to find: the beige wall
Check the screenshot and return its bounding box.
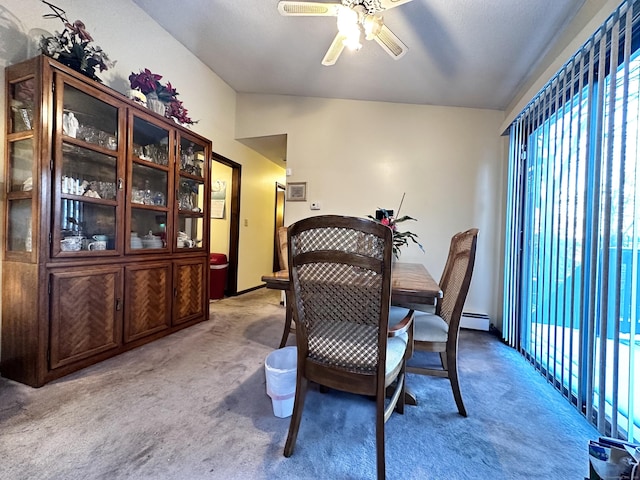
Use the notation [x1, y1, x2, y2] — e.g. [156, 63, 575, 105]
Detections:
[236, 94, 508, 323]
[0, 0, 622, 339]
[0, 0, 286, 311]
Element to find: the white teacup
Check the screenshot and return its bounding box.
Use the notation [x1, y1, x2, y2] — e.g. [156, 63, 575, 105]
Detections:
[88, 240, 107, 251]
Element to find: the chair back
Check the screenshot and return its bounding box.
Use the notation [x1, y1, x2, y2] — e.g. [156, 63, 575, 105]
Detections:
[288, 215, 393, 384]
[277, 226, 288, 271]
[436, 228, 478, 331]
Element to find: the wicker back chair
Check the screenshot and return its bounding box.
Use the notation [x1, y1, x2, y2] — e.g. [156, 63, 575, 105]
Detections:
[277, 225, 288, 271]
[283, 215, 414, 480]
[408, 228, 478, 417]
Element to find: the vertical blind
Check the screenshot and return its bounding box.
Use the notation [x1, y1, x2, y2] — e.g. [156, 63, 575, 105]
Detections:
[504, 0, 640, 442]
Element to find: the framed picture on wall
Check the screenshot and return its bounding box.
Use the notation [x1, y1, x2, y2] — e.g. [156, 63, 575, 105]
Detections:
[286, 182, 307, 202]
[211, 179, 227, 218]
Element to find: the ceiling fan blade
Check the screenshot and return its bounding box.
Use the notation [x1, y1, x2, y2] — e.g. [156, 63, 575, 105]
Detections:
[278, 1, 341, 16]
[378, 0, 414, 9]
[374, 24, 408, 59]
[322, 33, 347, 66]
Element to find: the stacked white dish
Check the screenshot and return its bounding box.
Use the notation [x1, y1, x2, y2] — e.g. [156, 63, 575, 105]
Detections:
[130, 232, 143, 249]
[142, 231, 163, 249]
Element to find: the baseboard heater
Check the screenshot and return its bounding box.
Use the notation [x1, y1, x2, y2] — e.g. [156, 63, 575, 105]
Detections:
[461, 312, 490, 331]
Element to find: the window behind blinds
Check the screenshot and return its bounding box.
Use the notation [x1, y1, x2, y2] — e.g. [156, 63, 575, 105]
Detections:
[504, 0, 640, 442]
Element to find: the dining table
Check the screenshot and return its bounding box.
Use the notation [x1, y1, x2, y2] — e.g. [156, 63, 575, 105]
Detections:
[261, 262, 441, 301]
[261, 262, 442, 405]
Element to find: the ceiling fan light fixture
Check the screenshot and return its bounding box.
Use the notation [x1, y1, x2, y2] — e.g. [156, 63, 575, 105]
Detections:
[337, 5, 358, 33]
[343, 29, 362, 51]
[337, 5, 362, 51]
[363, 14, 383, 40]
[278, 0, 412, 64]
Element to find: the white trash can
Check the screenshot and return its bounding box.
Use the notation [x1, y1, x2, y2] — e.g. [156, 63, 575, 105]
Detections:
[264, 346, 297, 418]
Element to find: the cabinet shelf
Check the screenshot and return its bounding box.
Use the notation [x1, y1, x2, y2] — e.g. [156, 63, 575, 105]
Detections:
[178, 170, 205, 181]
[7, 191, 33, 201]
[63, 135, 119, 156]
[130, 203, 169, 212]
[133, 157, 170, 172]
[7, 130, 33, 143]
[178, 209, 204, 216]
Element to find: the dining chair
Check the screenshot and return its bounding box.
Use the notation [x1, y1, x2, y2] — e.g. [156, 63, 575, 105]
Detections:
[277, 225, 289, 271]
[283, 215, 414, 480]
[276, 226, 294, 348]
[406, 228, 478, 417]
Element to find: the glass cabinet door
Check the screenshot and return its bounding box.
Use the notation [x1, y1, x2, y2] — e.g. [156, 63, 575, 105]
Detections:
[5, 76, 36, 257]
[7, 139, 34, 253]
[128, 115, 171, 252]
[176, 136, 208, 250]
[9, 77, 35, 134]
[52, 75, 122, 256]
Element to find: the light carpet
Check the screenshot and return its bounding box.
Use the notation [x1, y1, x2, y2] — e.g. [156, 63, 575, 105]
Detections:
[0, 288, 598, 479]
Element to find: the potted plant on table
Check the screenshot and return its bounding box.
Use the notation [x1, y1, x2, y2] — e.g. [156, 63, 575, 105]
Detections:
[368, 193, 424, 259]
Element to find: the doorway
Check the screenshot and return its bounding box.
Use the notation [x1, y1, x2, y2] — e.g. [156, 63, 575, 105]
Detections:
[272, 182, 286, 272]
[211, 153, 241, 296]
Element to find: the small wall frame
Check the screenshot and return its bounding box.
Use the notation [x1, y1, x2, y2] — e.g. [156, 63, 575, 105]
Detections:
[286, 182, 307, 202]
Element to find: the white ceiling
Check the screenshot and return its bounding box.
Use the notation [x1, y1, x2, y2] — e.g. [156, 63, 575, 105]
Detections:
[132, 0, 588, 163]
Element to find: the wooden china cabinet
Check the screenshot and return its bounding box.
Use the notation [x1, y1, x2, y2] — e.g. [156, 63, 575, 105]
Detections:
[2, 56, 211, 387]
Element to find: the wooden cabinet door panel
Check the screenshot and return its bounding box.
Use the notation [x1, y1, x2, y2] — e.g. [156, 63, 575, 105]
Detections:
[49, 267, 122, 369]
[174, 259, 205, 325]
[124, 263, 171, 342]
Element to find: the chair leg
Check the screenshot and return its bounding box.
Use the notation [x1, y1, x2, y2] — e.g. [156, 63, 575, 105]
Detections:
[284, 376, 308, 457]
[447, 349, 467, 417]
[439, 351, 447, 370]
[396, 357, 407, 415]
[278, 292, 293, 348]
[375, 391, 386, 480]
[396, 373, 406, 415]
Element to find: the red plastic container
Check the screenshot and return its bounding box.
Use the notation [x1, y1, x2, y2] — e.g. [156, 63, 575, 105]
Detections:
[209, 253, 228, 299]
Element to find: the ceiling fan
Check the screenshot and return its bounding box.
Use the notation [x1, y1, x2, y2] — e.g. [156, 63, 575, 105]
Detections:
[277, 0, 413, 66]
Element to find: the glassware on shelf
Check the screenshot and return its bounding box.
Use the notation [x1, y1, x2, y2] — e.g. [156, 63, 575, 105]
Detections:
[178, 191, 192, 211]
[143, 180, 152, 205]
[139, 143, 169, 166]
[132, 189, 144, 204]
[11, 104, 34, 132]
[153, 192, 165, 206]
[10, 78, 35, 133]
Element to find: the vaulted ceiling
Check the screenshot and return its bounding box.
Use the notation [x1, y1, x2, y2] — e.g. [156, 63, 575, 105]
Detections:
[132, 0, 589, 164]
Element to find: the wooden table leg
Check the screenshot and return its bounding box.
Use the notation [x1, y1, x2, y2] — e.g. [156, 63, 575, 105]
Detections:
[385, 385, 418, 406]
[404, 390, 418, 406]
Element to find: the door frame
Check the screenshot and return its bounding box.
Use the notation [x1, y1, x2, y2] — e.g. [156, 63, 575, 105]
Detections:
[211, 152, 241, 296]
[273, 182, 286, 272]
